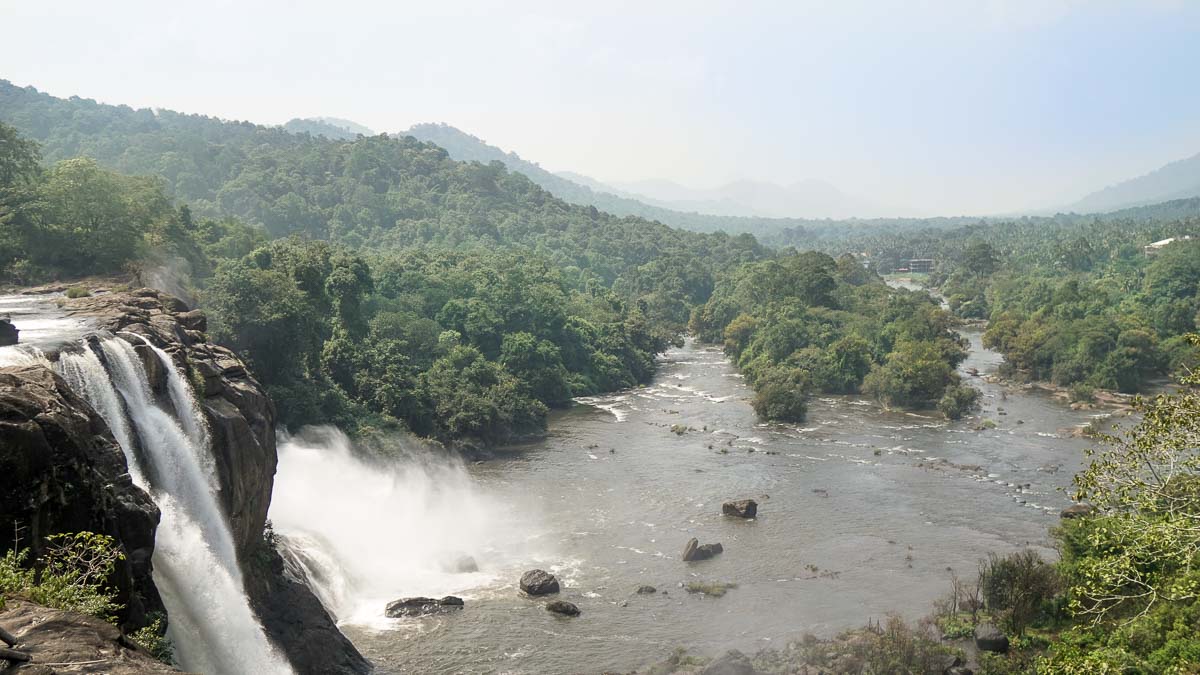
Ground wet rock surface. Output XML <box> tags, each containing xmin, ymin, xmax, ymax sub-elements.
<box><xmin>520</xmin><ymin>569</ymin><xmax>561</xmax><ymax>595</ymax></box>
<box><xmin>682</xmin><ymin>537</ymin><xmax>724</xmax><ymax>562</ymax></box>
<box><xmin>1</xmin><ymin>285</ymin><xmax>368</xmax><ymax>674</ymax></box>
<box><xmin>721</xmin><ymin>499</ymin><xmax>758</xmax><ymax>518</ymax></box>
<box><xmin>385</xmin><ymin>596</ymin><xmax>465</xmax><ymax>618</ymax></box>
<box><xmin>545</xmin><ymin>600</ymin><xmax>580</xmax><ymax>617</ymax></box>
<box><xmin>0</xmin><ymin>365</ymin><xmax>162</xmax><ymax>631</ymax></box>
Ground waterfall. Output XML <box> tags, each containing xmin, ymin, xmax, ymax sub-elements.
<box><xmin>270</xmin><ymin>426</ymin><xmax>545</xmax><ymax>627</ymax></box>
<box><xmin>54</xmin><ymin>335</ymin><xmax>292</xmax><ymax>675</ymax></box>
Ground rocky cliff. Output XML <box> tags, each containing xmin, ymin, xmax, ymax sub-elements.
<box><xmin>0</xmin><ymin>285</ymin><xmax>369</xmax><ymax>674</ymax></box>
<box><xmin>0</xmin><ymin>364</ymin><xmax>163</xmax><ymax>631</ymax></box>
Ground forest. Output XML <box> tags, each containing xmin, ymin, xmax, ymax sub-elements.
<box><xmin>0</xmin><ymin>84</ymin><xmax>973</xmax><ymax>438</ymax></box>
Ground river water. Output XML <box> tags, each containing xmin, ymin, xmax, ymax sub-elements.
<box><xmin>316</xmin><ymin>329</ymin><xmax>1105</xmax><ymax>674</ymax></box>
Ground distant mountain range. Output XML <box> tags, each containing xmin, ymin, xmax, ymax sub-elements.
<box><xmin>1067</xmin><ymin>152</ymin><xmax>1200</xmax><ymax>213</ymax></box>
<box><xmin>284</xmin><ymin>117</ymin><xmax>1200</xmax><ymax>229</ymax></box>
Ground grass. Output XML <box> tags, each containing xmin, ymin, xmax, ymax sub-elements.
<box><xmin>65</xmin><ymin>285</ymin><xmax>91</xmax><ymax>298</ymax></box>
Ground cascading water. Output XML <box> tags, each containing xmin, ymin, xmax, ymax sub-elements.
<box><xmin>54</xmin><ymin>335</ymin><xmax>292</xmax><ymax>675</ymax></box>
<box><xmin>269</xmin><ymin>426</ymin><xmax>549</xmax><ymax>627</ymax></box>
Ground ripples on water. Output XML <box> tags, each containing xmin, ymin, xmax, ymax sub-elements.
<box><xmin>287</xmin><ymin>334</ymin><xmax>1099</xmax><ymax>674</ymax></box>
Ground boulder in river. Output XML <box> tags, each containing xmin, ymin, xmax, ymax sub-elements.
<box><xmin>1060</xmin><ymin>503</ymin><xmax>1095</xmax><ymax>519</ymax></box>
<box><xmin>701</xmin><ymin>649</ymin><xmax>755</xmax><ymax>675</ymax></box>
<box><xmin>974</xmin><ymin>623</ymin><xmax>1009</xmax><ymax>653</ymax></box>
<box><xmin>0</xmin><ymin>318</ymin><xmax>17</xmax><ymax>345</ymax></box>
<box><xmin>384</xmin><ymin>596</ymin><xmax>464</xmax><ymax>618</ymax></box>
<box><xmin>722</xmin><ymin>499</ymin><xmax>758</xmax><ymax>518</ymax></box>
<box><xmin>636</xmin><ymin>585</ymin><xmax>657</xmax><ymax>594</ymax></box>
<box><xmin>682</xmin><ymin>537</ymin><xmax>724</xmax><ymax>562</ymax></box>
<box><xmin>520</xmin><ymin>569</ymin><xmax>560</xmax><ymax>595</ymax></box>
<box><xmin>545</xmin><ymin>600</ymin><xmax>580</xmax><ymax>617</ymax></box>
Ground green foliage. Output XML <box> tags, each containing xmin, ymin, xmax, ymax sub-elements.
<box><xmin>693</xmin><ymin>251</ymin><xmax>967</xmax><ymax>421</ymax></box>
<box><xmin>978</xmin><ymin>550</ymin><xmax>1060</xmax><ymax>636</ymax></box>
<box><xmin>64</xmin><ymin>284</ymin><xmax>90</xmax><ymax>298</ymax></box>
<box><xmin>130</xmin><ymin>614</ymin><xmax>174</xmax><ymax>663</ymax></box>
<box><xmin>0</xmin><ymin>532</ymin><xmax>124</xmax><ymax>621</ymax></box>
<box><xmin>938</xmin><ymin>382</ymin><xmax>981</xmax><ymax>419</ymax></box>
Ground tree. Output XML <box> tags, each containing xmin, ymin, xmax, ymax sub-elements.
<box><xmin>1069</xmin><ymin>335</ymin><xmax>1200</xmax><ymax>623</ymax></box>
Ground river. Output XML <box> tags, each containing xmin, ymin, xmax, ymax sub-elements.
<box><xmin>308</xmin><ymin>329</ymin><xmax>1105</xmax><ymax>674</ymax></box>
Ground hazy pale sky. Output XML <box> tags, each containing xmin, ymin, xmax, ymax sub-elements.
<box><xmin>1</xmin><ymin>0</ymin><xmax>1198</xmax><ymax>215</ymax></box>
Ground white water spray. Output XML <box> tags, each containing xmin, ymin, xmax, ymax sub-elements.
<box><xmin>55</xmin><ymin>336</ymin><xmax>291</xmax><ymax>675</ymax></box>
<box><xmin>270</xmin><ymin>427</ymin><xmax>546</xmax><ymax>626</ymax></box>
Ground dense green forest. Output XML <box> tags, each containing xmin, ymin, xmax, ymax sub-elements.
<box><xmin>820</xmin><ymin>213</ymin><xmax>1200</xmax><ymax>396</ymax></box>
<box><xmin>690</xmin><ymin>251</ymin><xmax>976</xmax><ymax>421</ymax></box>
<box><xmin>0</xmin><ymin>118</ymin><xmax>689</xmax><ymax>440</ymax></box>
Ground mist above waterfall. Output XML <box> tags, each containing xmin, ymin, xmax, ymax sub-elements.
<box><xmin>270</xmin><ymin>427</ymin><xmax>550</xmax><ymax>627</ymax></box>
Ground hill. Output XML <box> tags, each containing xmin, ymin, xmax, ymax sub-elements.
<box><xmin>282</xmin><ymin>117</ymin><xmax>374</xmax><ymax>140</ymax></box>
<box><xmin>1068</xmin><ymin>151</ymin><xmax>1200</xmax><ymax>213</ymax></box>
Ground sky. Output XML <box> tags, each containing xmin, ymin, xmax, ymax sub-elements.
<box><xmin>1</xmin><ymin>0</ymin><xmax>1198</xmax><ymax>215</ymax></box>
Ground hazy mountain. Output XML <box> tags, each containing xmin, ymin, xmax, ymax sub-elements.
<box><xmin>610</xmin><ymin>177</ymin><xmax>891</xmax><ymax>219</ymax></box>
<box><xmin>1068</xmin><ymin>152</ymin><xmax>1200</xmax><ymax>213</ymax></box>
<box><xmin>283</xmin><ymin>116</ymin><xmax>374</xmax><ymax>140</ymax></box>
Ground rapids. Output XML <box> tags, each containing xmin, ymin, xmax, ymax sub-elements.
<box><xmin>273</xmin><ymin>330</ymin><xmax>1102</xmax><ymax>673</ymax></box>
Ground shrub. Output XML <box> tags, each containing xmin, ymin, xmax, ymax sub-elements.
<box><xmin>65</xmin><ymin>285</ymin><xmax>91</xmax><ymax>298</ymax></box>
<box><xmin>130</xmin><ymin>614</ymin><xmax>174</xmax><ymax>663</ymax></box>
<box><xmin>979</xmin><ymin>550</ymin><xmax>1060</xmax><ymax>636</ymax></box>
<box><xmin>939</xmin><ymin>383</ymin><xmax>981</xmax><ymax>419</ymax></box>
<box><xmin>0</xmin><ymin>531</ymin><xmax>124</xmax><ymax>621</ymax></box>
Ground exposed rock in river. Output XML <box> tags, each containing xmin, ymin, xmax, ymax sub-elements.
<box><xmin>520</xmin><ymin>569</ymin><xmax>561</xmax><ymax>595</ymax></box>
<box><xmin>682</xmin><ymin>537</ymin><xmax>724</xmax><ymax>562</ymax></box>
<box><xmin>0</xmin><ymin>318</ymin><xmax>17</xmax><ymax>346</ymax></box>
<box><xmin>722</xmin><ymin>498</ymin><xmax>758</xmax><ymax>518</ymax></box>
<box><xmin>545</xmin><ymin>600</ymin><xmax>580</xmax><ymax>617</ymax></box>
<box><xmin>385</xmin><ymin>596</ymin><xmax>465</xmax><ymax>618</ymax></box>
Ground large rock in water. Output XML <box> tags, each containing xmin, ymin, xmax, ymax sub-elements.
<box><xmin>520</xmin><ymin>569</ymin><xmax>561</xmax><ymax>595</ymax></box>
<box><xmin>0</xmin><ymin>365</ymin><xmax>162</xmax><ymax>632</ymax></box>
<box><xmin>385</xmin><ymin>596</ymin><xmax>464</xmax><ymax>618</ymax></box>
<box><xmin>682</xmin><ymin>537</ymin><xmax>724</xmax><ymax>562</ymax></box>
<box><xmin>13</xmin><ymin>286</ymin><xmax>369</xmax><ymax>674</ymax></box>
<box><xmin>722</xmin><ymin>499</ymin><xmax>758</xmax><ymax>518</ymax></box>
<box><xmin>974</xmin><ymin>623</ymin><xmax>1009</xmax><ymax>653</ymax></box>
<box><xmin>0</xmin><ymin>318</ymin><xmax>17</xmax><ymax>345</ymax></box>
<box><xmin>546</xmin><ymin>600</ymin><xmax>580</xmax><ymax>617</ymax></box>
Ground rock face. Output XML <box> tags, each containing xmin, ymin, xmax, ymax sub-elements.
<box><xmin>722</xmin><ymin>499</ymin><xmax>758</xmax><ymax>518</ymax></box>
<box><xmin>385</xmin><ymin>596</ymin><xmax>465</xmax><ymax>618</ymax></box>
<box><xmin>0</xmin><ymin>598</ymin><xmax>181</xmax><ymax>674</ymax></box>
<box><xmin>545</xmin><ymin>600</ymin><xmax>580</xmax><ymax>617</ymax></box>
<box><xmin>1</xmin><ymin>287</ymin><xmax>368</xmax><ymax>674</ymax></box>
<box><xmin>520</xmin><ymin>569</ymin><xmax>561</xmax><ymax>595</ymax></box>
<box><xmin>701</xmin><ymin>649</ymin><xmax>756</xmax><ymax>675</ymax></box>
<box><xmin>974</xmin><ymin>623</ymin><xmax>1009</xmax><ymax>653</ymax></box>
<box><xmin>0</xmin><ymin>365</ymin><xmax>162</xmax><ymax>632</ymax></box>
<box><xmin>682</xmin><ymin>537</ymin><xmax>724</xmax><ymax>562</ymax></box>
